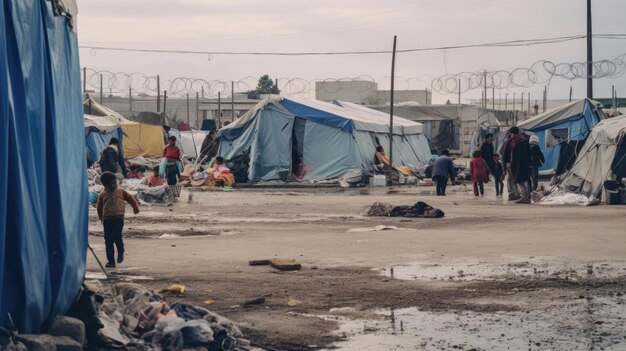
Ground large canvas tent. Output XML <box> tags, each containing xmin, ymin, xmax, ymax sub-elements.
<box><xmin>218</xmin><ymin>96</ymin><xmax>432</xmax><ymax>181</ymax></box>
<box><xmin>518</xmin><ymin>98</ymin><xmax>606</xmax><ymax>175</ymax></box>
<box><xmin>559</xmin><ymin>115</ymin><xmax>626</xmax><ymax>200</ymax></box>
<box><xmin>1</xmin><ymin>0</ymin><xmax>87</xmax><ymax>332</ymax></box>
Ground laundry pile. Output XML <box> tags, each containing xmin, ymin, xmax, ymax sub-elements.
<box><xmin>362</xmin><ymin>201</ymin><xmax>445</xmax><ymax>218</ymax></box>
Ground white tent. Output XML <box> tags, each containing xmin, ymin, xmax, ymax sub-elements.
<box><xmin>560</xmin><ymin>115</ymin><xmax>626</xmax><ymax>199</ymax></box>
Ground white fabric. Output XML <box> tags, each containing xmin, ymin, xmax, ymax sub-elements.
<box><xmin>84</xmin><ymin>114</ymin><xmax>119</xmax><ymax>133</ymax></box>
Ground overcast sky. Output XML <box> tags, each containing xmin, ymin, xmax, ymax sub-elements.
<box><xmin>77</xmin><ymin>0</ymin><xmax>626</xmax><ymax>103</ymax></box>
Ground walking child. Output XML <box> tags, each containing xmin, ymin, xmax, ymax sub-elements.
<box><xmin>469</xmin><ymin>149</ymin><xmax>490</xmax><ymax>197</ymax></box>
<box><xmin>161</xmin><ymin>136</ymin><xmax>183</xmax><ymax>186</ymax></box>
<box><xmin>96</xmin><ymin>171</ymin><xmax>140</xmax><ymax>268</ymax></box>
<box><xmin>493</xmin><ymin>153</ymin><xmax>505</xmax><ymax>197</ymax></box>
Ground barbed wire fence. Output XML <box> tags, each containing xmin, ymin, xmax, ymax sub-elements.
<box><xmin>83</xmin><ymin>53</ymin><xmax>626</xmax><ymax>127</ymax></box>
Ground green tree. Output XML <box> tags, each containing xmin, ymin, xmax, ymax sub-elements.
<box><xmin>256</xmin><ymin>74</ymin><xmax>280</xmax><ymax>94</ymax></box>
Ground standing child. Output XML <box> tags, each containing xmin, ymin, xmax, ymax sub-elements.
<box><xmin>492</xmin><ymin>153</ymin><xmax>505</xmax><ymax>197</ymax></box>
<box><xmin>161</xmin><ymin>136</ymin><xmax>183</xmax><ymax>186</ymax></box>
<box><xmin>96</xmin><ymin>171</ymin><xmax>140</xmax><ymax>268</ymax></box>
<box><xmin>469</xmin><ymin>149</ymin><xmax>490</xmax><ymax>197</ymax></box>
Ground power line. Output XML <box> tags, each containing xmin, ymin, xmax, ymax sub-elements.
<box><xmin>80</xmin><ymin>34</ymin><xmax>603</xmax><ymax>57</ymax></box>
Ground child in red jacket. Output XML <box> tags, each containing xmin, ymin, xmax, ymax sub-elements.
<box><xmin>470</xmin><ymin>149</ymin><xmax>490</xmax><ymax>197</ymax></box>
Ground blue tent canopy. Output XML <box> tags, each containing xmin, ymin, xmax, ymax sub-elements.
<box><xmin>1</xmin><ymin>0</ymin><xmax>87</xmax><ymax>333</ymax></box>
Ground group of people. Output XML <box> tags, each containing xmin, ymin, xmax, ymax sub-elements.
<box><xmin>430</xmin><ymin>126</ymin><xmax>545</xmax><ymax>203</ymax></box>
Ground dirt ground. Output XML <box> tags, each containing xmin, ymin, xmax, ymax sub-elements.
<box><xmin>87</xmin><ymin>184</ymin><xmax>626</xmax><ymax>350</ymax></box>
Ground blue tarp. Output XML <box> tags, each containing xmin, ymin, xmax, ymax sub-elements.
<box><xmin>281</xmin><ymin>98</ymin><xmax>354</xmax><ymax>133</ymax></box>
<box><xmin>1</xmin><ymin>0</ymin><xmax>87</xmax><ymax>333</ymax></box>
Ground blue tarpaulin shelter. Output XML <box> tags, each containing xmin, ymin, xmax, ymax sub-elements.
<box><xmin>218</xmin><ymin>96</ymin><xmax>432</xmax><ymax>181</ymax></box>
<box><xmin>518</xmin><ymin>98</ymin><xmax>606</xmax><ymax>175</ymax></box>
<box><xmin>1</xmin><ymin>0</ymin><xmax>87</xmax><ymax>333</ymax></box>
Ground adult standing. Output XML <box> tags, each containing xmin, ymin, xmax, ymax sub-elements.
<box><xmin>528</xmin><ymin>135</ymin><xmax>545</xmax><ymax>191</ymax></box>
<box><xmin>99</xmin><ymin>138</ymin><xmax>121</xmax><ymax>175</ymax></box>
<box><xmin>480</xmin><ymin>133</ymin><xmax>496</xmax><ymax>174</ymax></box>
<box><xmin>509</xmin><ymin>127</ymin><xmax>531</xmax><ymax>204</ymax></box>
<box><xmin>431</xmin><ymin>150</ymin><xmax>456</xmax><ymax>196</ymax></box>
<box><xmin>501</xmin><ymin>131</ymin><xmax>519</xmax><ymax>201</ymax></box>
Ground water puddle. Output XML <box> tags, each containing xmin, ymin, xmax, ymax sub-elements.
<box><xmin>322</xmin><ymin>297</ymin><xmax>626</xmax><ymax>350</ymax></box>
<box><xmin>381</xmin><ymin>258</ymin><xmax>626</xmax><ymax>282</ymax></box>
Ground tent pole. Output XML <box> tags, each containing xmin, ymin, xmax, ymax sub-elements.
<box><xmin>389</xmin><ymin>35</ymin><xmax>397</xmax><ymax>176</ymax></box>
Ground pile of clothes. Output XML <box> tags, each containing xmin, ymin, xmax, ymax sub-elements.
<box><xmin>363</xmin><ymin>201</ymin><xmax>445</xmax><ymax>218</ymax></box>
<box><xmin>74</xmin><ymin>282</ymin><xmax>246</xmax><ymax>350</ymax></box>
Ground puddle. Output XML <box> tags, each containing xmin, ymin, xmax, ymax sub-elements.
<box><xmin>381</xmin><ymin>258</ymin><xmax>626</xmax><ymax>282</ymax></box>
<box><xmin>323</xmin><ymin>297</ymin><xmax>626</xmax><ymax>350</ymax></box>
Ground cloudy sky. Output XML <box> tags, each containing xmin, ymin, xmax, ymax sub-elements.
<box><xmin>77</xmin><ymin>0</ymin><xmax>626</xmax><ymax>103</ymax></box>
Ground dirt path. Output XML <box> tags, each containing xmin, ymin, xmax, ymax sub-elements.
<box><xmin>87</xmin><ymin>186</ymin><xmax>626</xmax><ymax>350</ymax></box>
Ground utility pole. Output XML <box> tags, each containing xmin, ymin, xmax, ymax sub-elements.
<box><xmin>157</xmin><ymin>75</ymin><xmax>161</xmax><ymax>112</ymax></box>
<box><xmin>505</xmin><ymin>93</ymin><xmax>508</xmax><ymax>111</ymax></box>
<box><xmin>389</xmin><ymin>35</ymin><xmax>397</xmax><ymax>175</ymax></box>
<box><xmin>612</xmin><ymin>85</ymin><xmax>616</xmax><ymax>108</ymax></box>
<box><xmin>457</xmin><ymin>79</ymin><xmax>461</xmax><ymax>104</ymax></box>
<box><xmin>586</xmin><ymin>0</ymin><xmax>593</xmax><ymax>99</ymax></box>
<box><xmin>543</xmin><ymin>86</ymin><xmax>547</xmax><ymax>112</ymax></box>
<box><xmin>527</xmin><ymin>92</ymin><xmax>531</xmax><ymax>114</ymax></box>
<box><xmin>492</xmin><ymin>87</ymin><xmax>495</xmax><ymax>110</ymax></box>
<box><xmin>231</xmin><ymin>81</ymin><xmax>235</xmax><ymax>122</ymax></box>
<box><xmin>129</xmin><ymin>88</ymin><xmax>133</xmax><ymax>116</ymax></box>
<box><xmin>513</xmin><ymin>93</ymin><xmax>516</xmax><ymax>112</ymax></box>
<box><xmin>82</xmin><ymin>67</ymin><xmax>86</xmax><ymax>93</ymax></box>
<box><xmin>521</xmin><ymin>92</ymin><xmax>524</xmax><ymax>115</ymax></box>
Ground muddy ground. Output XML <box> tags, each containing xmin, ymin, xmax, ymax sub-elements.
<box><xmin>87</xmin><ymin>185</ymin><xmax>626</xmax><ymax>350</ymax></box>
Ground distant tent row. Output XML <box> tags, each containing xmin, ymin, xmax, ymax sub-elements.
<box><xmin>518</xmin><ymin>98</ymin><xmax>606</xmax><ymax>176</ymax></box>
<box><xmin>218</xmin><ymin>96</ymin><xmax>432</xmax><ymax>181</ymax></box>
<box><xmin>559</xmin><ymin>115</ymin><xmax>626</xmax><ymax>200</ymax></box>
<box><xmin>83</xmin><ymin>98</ymin><xmax>209</xmax><ymax>160</ymax></box>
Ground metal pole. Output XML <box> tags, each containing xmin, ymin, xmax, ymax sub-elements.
<box><xmin>483</xmin><ymin>70</ymin><xmax>487</xmax><ymax>108</ymax></box>
<box><xmin>521</xmin><ymin>92</ymin><xmax>524</xmax><ymax>114</ymax></box>
<box><xmin>201</xmin><ymin>86</ymin><xmax>205</xmax><ymax>99</ymax></box>
<box><xmin>457</xmin><ymin>79</ymin><xmax>461</xmax><ymax>104</ymax></box>
<box><xmin>389</xmin><ymin>35</ymin><xmax>397</xmax><ymax>174</ymax></box>
<box><xmin>186</xmin><ymin>93</ymin><xmax>190</xmax><ymax>127</ymax></box>
<box><xmin>492</xmin><ymin>87</ymin><xmax>495</xmax><ymax>110</ymax></box>
<box><xmin>82</xmin><ymin>67</ymin><xmax>86</xmax><ymax>93</ymax></box>
<box><xmin>513</xmin><ymin>93</ymin><xmax>516</xmax><ymax>112</ymax></box>
<box><xmin>163</xmin><ymin>90</ymin><xmax>168</xmax><ymax>125</ymax></box>
<box><xmin>99</xmin><ymin>74</ymin><xmax>103</xmax><ymax>104</ymax></box>
<box><xmin>157</xmin><ymin>75</ymin><xmax>161</xmax><ymax>112</ymax></box>
<box><xmin>231</xmin><ymin>81</ymin><xmax>235</xmax><ymax>121</ymax></box>
<box><xmin>218</xmin><ymin>92</ymin><xmax>222</xmax><ymax>127</ymax></box>
<box><xmin>527</xmin><ymin>92</ymin><xmax>531</xmax><ymax>114</ymax></box>
<box><xmin>196</xmin><ymin>92</ymin><xmax>200</xmax><ymax>129</ymax></box>
<box><xmin>612</xmin><ymin>85</ymin><xmax>616</xmax><ymax>108</ymax></box>
<box><xmin>129</xmin><ymin>87</ymin><xmax>133</xmax><ymax>116</ymax></box>
<box><xmin>569</xmin><ymin>86</ymin><xmax>573</xmax><ymax>102</ymax></box>
<box><xmin>586</xmin><ymin>0</ymin><xmax>593</xmax><ymax>99</ymax></box>
<box><xmin>543</xmin><ymin>86</ymin><xmax>547</xmax><ymax>112</ymax></box>
<box><xmin>505</xmin><ymin>93</ymin><xmax>508</xmax><ymax>111</ymax></box>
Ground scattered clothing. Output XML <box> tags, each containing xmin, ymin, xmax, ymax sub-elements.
<box><xmin>363</xmin><ymin>201</ymin><xmax>444</xmax><ymax>218</ymax></box>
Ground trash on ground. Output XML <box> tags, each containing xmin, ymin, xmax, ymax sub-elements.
<box><xmin>160</xmin><ymin>284</ymin><xmax>186</xmax><ymax>295</ymax></box>
<box><xmin>270</xmin><ymin>258</ymin><xmax>302</xmax><ymax>271</ymax></box>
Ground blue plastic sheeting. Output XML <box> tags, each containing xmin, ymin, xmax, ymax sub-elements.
<box><xmin>281</xmin><ymin>98</ymin><xmax>354</xmax><ymax>133</ymax></box>
<box><xmin>1</xmin><ymin>0</ymin><xmax>88</xmax><ymax>333</ymax></box>
<box><xmin>86</xmin><ymin>128</ymin><xmax>124</xmax><ymax>163</ymax></box>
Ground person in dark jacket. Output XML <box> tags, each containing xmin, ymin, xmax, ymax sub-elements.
<box><xmin>509</xmin><ymin>127</ymin><xmax>531</xmax><ymax>203</ymax></box>
<box><xmin>432</xmin><ymin>150</ymin><xmax>456</xmax><ymax>196</ymax></box>
<box><xmin>480</xmin><ymin>133</ymin><xmax>496</xmax><ymax>174</ymax></box>
<box><xmin>199</xmin><ymin>130</ymin><xmax>219</xmax><ymax>163</ymax></box>
<box><xmin>528</xmin><ymin>135</ymin><xmax>545</xmax><ymax>191</ymax></box>
<box><xmin>492</xmin><ymin>153</ymin><xmax>505</xmax><ymax>197</ymax></box>
<box><xmin>501</xmin><ymin>131</ymin><xmax>519</xmax><ymax>201</ymax></box>
<box><xmin>99</xmin><ymin>138</ymin><xmax>121</xmax><ymax>174</ymax></box>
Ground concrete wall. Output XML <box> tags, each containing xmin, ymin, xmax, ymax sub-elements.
<box><xmin>315</xmin><ymin>80</ymin><xmax>430</xmax><ymax>105</ymax></box>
